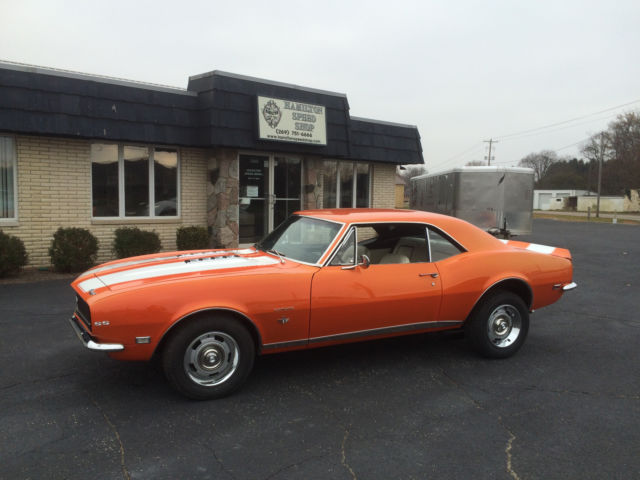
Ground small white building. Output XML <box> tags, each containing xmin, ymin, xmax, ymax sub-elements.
<box><xmin>533</xmin><ymin>190</ymin><xmax>592</xmax><ymax>210</ymax></box>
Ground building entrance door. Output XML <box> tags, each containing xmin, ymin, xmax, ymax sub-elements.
<box><xmin>239</xmin><ymin>154</ymin><xmax>301</xmax><ymax>244</ymax></box>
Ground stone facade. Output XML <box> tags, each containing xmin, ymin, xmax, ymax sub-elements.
<box><xmin>207</xmin><ymin>149</ymin><xmax>240</xmax><ymax>248</ymax></box>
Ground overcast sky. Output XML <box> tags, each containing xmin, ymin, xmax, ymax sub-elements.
<box><xmin>1</xmin><ymin>0</ymin><xmax>639</xmax><ymax>172</ymax></box>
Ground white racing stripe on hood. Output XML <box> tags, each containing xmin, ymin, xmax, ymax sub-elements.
<box><xmin>78</xmin><ymin>277</ymin><xmax>107</xmax><ymax>293</ymax></box>
<box><xmin>84</xmin><ymin>248</ymin><xmax>257</xmax><ymax>276</ymax></box>
<box><xmin>92</xmin><ymin>255</ymin><xmax>279</xmax><ymax>288</ymax></box>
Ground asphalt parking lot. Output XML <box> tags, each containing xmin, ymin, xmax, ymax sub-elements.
<box><xmin>1</xmin><ymin>218</ymin><xmax>638</xmax><ymax>480</ymax></box>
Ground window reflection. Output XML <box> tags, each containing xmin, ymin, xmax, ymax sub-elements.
<box><xmin>339</xmin><ymin>162</ymin><xmax>354</xmax><ymax>207</ymax></box>
<box><xmin>154</xmin><ymin>149</ymin><xmax>177</xmax><ymax>216</ymax></box>
<box><xmin>320</xmin><ymin>160</ymin><xmax>337</xmax><ymax>208</ymax></box>
<box><xmin>124</xmin><ymin>146</ymin><xmax>150</xmax><ymax>217</ymax></box>
<box><xmin>91</xmin><ymin>144</ymin><xmax>119</xmax><ymax>217</ymax></box>
<box><xmin>356</xmin><ymin>163</ymin><xmax>370</xmax><ymax>207</ymax></box>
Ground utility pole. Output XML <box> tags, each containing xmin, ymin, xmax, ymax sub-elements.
<box><xmin>484</xmin><ymin>139</ymin><xmax>498</xmax><ymax>166</ymax></box>
<box><xmin>596</xmin><ymin>132</ymin><xmax>604</xmax><ymax>218</ymax></box>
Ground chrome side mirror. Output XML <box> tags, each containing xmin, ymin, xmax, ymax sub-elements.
<box><xmin>341</xmin><ymin>254</ymin><xmax>371</xmax><ymax>270</ymax></box>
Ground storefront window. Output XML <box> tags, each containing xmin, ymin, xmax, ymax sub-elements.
<box><xmin>320</xmin><ymin>160</ymin><xmax>337</xmax><ymax>208</ymax></box>
<box><xmin>91</xmin><ymin>144</ymin><xmax>119</xmax><ymax>217</ymax></box>
<box><xmin>317</xmin><ymin>160</ymin><xmax>371</xmax><ymax>208</ymax></box>
<box><xmin>91</xmin><ymin>144</ymin><xmax>179</xmax><ymax>218</ymax></box>
<box><xmin>0</xmin><ymin>137</ymin><xmax>16</xmax><ymax>219</ymax></box>
<box><xmin>356</xmin><ymin>163</ymin><xmax>371</xmax><ymax>207</ymax></box>
<box><xmin>339</xmin><ymin>162</ymin><xmax>354</xmax><ymax>207</ymax></box>
<box><xmin>124</xmin><ymin>146</ymin><xmax>150</xmax><ymax>217</ymax></box>
<box><xmin>154</xmin><ymin>149</ymin><xmax>178</xmax><ymax>216</ymax></box>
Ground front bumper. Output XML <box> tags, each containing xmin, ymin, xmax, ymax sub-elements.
<box><xmin>69</xmin><ymin>315</ymin><xmax>124</xmax><ymax>352</ymax></box>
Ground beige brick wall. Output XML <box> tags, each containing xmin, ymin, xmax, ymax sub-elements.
<box><xmin>2</xmin><ymin>135</ymin><xmax>208</xmax><ymax>267</ymax></box>
<box><xmin>371</xmin><ymin>163</ymin><xmax>397</xmax><ymax>209</ymax></box>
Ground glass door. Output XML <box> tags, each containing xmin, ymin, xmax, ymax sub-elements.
<box><xmin>239</xmin><ymin>155</ymin><xmax>269</xmax><ymax>244</ymax></box>
<box><xmin>273</xmin><ymin>157</ymin><xmax>301</xmax><ymax>229</ymax></box>
<box><xmin>239</xmin><ymin>154</ymin><xmax>302</xmax><ymax>244</ymax></box>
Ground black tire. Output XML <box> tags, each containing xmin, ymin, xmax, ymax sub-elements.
<box><xmin>465</xmin><ymin>291</ymin><xmax>529</xmax><ymax>358</ymax></box>
<box><xmin>162</xmin><ymin>314</ymin><xmax>255</xmax><ymax>400</ymax></box>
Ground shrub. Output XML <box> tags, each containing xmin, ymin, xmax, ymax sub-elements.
<box><xmin>0</xmin><ymin>230</ymin><xmax>28</xmax><ymax>277</ymax></box>
<box><xmin>49</xmin><ymin>227</ymin><xmax>99</xmax><ymax>273</ymax></box>
<box><xmin>176</xmin><ymin>226</ymin><xmax>209</xmax><ymax>250</ymax></box>
<box><xmin>113</xmin><ymin>227</ymin><xmax>161</xmax><ymax>259</ymax></box>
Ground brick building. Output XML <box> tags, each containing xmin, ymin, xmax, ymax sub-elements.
<box><xmin>0</xmin><ymin>62</ymin><xmax>423</xmax><ymax>267</ymax></box>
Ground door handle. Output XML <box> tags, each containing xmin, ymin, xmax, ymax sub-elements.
<box><xmin>419</xmin><ymin>273</ymin><xmax>439</xmax><ymax>278</ymax></box>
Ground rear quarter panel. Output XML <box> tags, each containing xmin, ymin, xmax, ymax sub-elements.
<box><xmin>436</xmin><ymin>249</ymin><xmax>572</xmax><ymax>321</ymax></box>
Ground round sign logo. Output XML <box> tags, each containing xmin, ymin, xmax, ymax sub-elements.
<box><xmin>262</xmin><ymin>100</ymin><xmax>282</xmax><ymax>128</ymax></box>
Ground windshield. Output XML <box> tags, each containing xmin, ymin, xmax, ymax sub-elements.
<box><xmin>255</xmin><ymin>215</ymin><xmax>342</xmax><ymax>264</ymax></box>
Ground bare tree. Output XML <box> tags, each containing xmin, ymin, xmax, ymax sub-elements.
<box><xmin>465</xmin><ymin>160</ymin><xmax>486</xmax><ymax>166</ymax></box>
<box><xmin>397</xmin><ymin>164</ymin><xmax>427</xmax><ymax>182</ymax></box>
<box><xmin>518</xmin><ymin>150</ymin><xmax>559</xmax><ymax>183</ymax></box>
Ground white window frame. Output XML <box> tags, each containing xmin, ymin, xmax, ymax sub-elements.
<box><xmin>91</xmin><ymin>143</ymin><xmax>181</xmax><ymax>220</ymax></box>
<box><xmin>0</xmin><ymin>135</ymin><xmax>18</xmax><ymax>224</ymax></box>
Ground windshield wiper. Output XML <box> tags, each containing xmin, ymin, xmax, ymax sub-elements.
<box><xmin>266</xmin><ymin>249</ymin><xmax>286</xmax><ymax>264</ymax></box>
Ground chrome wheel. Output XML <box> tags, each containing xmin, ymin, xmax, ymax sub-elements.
<box><xmin>487</xmin><ymin>304</ymin><xmax>522</xmax><ymax>348</ymax></box>
<box><xmin>183</xmin><ymin>331</ymin><xmax>239</xmax><ymax>386</ymax></box>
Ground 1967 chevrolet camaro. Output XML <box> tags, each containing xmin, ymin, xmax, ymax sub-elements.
<box><xmin>69</xmin><ymin>209</ymin><xmax>576</xmax><ymax>399</ymax></box>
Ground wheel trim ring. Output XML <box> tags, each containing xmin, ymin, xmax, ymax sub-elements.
<box><xmin>184</xmin><ymin>331</ymin><xmax>240</xmax><ymax>387</ymax></box>
<box><xmin>487</xmin><ymin>304</ymin><xmax>522</xmax><ymax>348</ymax></box>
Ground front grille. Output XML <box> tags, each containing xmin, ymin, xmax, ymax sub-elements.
<box><xmin>75</xmin><ymin>295</ymin><xmax>91</xmax><ymax>331</ymax></box>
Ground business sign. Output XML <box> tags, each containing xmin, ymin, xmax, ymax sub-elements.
<box><xmin>257</xmin><ymin>96</ymin><xmax>327</xmax><ymax>146</ymax></box>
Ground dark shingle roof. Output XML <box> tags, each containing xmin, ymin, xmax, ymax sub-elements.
<box><xmin>0</xmin><ymin>62</ymin><xmax>423</xmax><ymax>164</ymax></box>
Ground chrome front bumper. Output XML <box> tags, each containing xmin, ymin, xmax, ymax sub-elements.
<box><xmin>69</xmin><ymin>316</ymin><xmax>124</xmax><ymax>352</ymax></box>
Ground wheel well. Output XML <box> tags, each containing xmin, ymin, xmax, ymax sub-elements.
<box><xmin>466</xmin><ymin>279</ymin><xmax>533</xmax><ymax>322</ymax></box>
<box><xmin>152</xmin><ymin>309</ymin><xmax>262</xmax><ymax>362</ymax></box>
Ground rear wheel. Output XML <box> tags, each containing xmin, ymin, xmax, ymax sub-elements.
<box><xmin>465</xmin><ymin>291</ymin><xmax>529</xmax><ymax>358</ymax></box>
<box><xmin>162</xmin><ymin>314</ymin><xmax>255</xmax><ymax>400</ymax></box>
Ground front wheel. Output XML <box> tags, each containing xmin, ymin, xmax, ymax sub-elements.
<box><xmin>162</xmin><ymin>315</ymin><xmax>255</xmax><ymax>400</ymax></box>
<box><xmin>465</xmin><ymin>291</ymin><xmax>529</xmax><ymax>358</ymax></box>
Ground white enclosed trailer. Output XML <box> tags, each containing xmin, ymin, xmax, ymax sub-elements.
<box><xmin>409</xmin><ymin>166</ymin><xmax>534</xmax><ymax>236</ymax></box>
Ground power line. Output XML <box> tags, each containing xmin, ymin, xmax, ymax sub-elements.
<box><xmin>497</xmin><ymin>112</ymin><xmax>620</xmax><ymax>144</ymax></box>
<box><xmin>495</xmin><ymin>99</ymin><xmax>640</xmax><ymax>140</ymax></box>
<box><xmin>432</xmin><ymin>97</ymin><xmax>640</xmax><ymax>170</ymax></box>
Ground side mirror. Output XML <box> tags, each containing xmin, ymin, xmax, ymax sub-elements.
<box><xmin>341</xmin><ymin>254</ymin><xmax>371</xmax><ymax>270</ymax></box>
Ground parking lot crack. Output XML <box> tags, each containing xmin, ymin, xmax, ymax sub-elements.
<box><xmin>503</xmin><ymin>423</ymin><xmax>520</xmax><ymax>480</ymax></box>
<box><xmin>341</xmin><ymin>425</ymin><xmax>357</xmax><ymax>480</ymax></box>
<box><xmin>205</xmin><ymin>445</ymin><xmax>238</xmax><ymax>480</ymax></box>
<box><xmin>439</xmin><ymin>368</ymin><xmax>521</xmax><ymax>479</ymax></box>
<box><xmin>87</xmin><ymin>392</ymin><xmax>131</xmax><ymax>480</ymax></box>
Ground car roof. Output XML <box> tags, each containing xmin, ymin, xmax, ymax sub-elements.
<box><xmin>295</xmin><ymin>208</ymin><xmax>504</xmax><ymax>251</ymax></box>
<box><xmin>296</xmin><ymin>208</ymin><xmax>470</xmax><ymax>226</ymax></box>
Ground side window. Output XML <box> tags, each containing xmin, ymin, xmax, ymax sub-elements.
<box><xmin>330</xmin><ymin>229</ymin><xmax>355</xmax><ymax>266</ymax></box>
<box><xmin>428</xmin><ymin>228</ymin><xmax>464</xmax><ymax>262</ymax></box>
<box><xmin>390</xmin><ymin>233</ymin><xmax>429</xmax><ymax>263</ymax></box>
<box><xmin>367</xmin><ymin>223</ymin><xmax>429</xmax><ymax>264</ymax></box>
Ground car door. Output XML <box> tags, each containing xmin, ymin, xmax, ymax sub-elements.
<box><xmin>309</xmin><ymin>224</ymin><xmax>443</xmax><ymax>343</ymax></box>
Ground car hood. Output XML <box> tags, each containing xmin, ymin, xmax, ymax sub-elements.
<box><xmin>73</xmin><ymin>248</ymin><xmax>282</xmax><ymax>294</ymax></box>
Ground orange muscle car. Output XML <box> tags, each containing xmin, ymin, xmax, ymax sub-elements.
<box><xmin>69</xmin><ymin>209</ymin><xmax>576</xmax><ymax>399</ymax></box>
